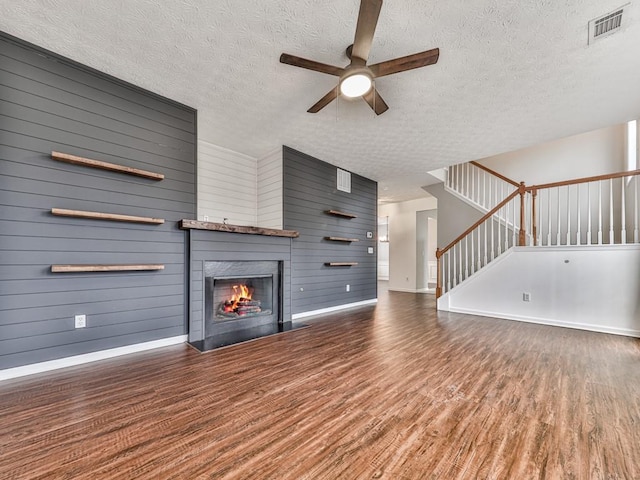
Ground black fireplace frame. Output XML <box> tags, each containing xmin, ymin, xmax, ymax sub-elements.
<box><xmin>203</xmin><ymin>260</ymin><xmax>283</xmax><ymax>338</ymax></box>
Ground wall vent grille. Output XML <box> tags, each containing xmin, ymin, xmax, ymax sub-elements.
<box><xmin>337</xmin><ymin>168</ymin><xmax>351</xmax><ymax>193</ymax></box>
<box><xmin>589</xmin><ymin>6</ymin><xmax>626</xmax><ymax>44</ymax></box>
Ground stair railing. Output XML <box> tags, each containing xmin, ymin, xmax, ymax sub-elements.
<box><xmin>437</xmin><ymin>167</ymin><xmax>640</xmax><ymax>299</ymax></box>
<box><xmin>528</xmin><ymin>169</ymin><xmax>640</xmax><ymax>246</ymax></box>
<box><xmin>436</xmin><ymin>186</ymin><xmax>525</xmax><ymax>297</ymax></box>
<box><xmin>446</xmin><ymin>161</ymin><xmax>520</xmax><ymax>212</ymax></box>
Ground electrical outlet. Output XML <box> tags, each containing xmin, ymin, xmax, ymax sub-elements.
<box><xmin>74</xmin><ymin>314</ymin><xmax>86</xmax><ymax>328</ymax></box>
<box><xmin>522</xmin><ymin>292</ymin><xmax>531</xmax><ymax>302</ymax></box>
<box><xmin>367</xmin><ymin>247</ymin><xmax>374</xmax><ymax>254</ymax></box>
<box><xmin>346</xmin><ymin>284</ymin><xmax>350</xmax><ymax>292</ymax></box>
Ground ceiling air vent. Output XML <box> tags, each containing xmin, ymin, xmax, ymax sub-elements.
<box><xmin>588</xmin><ymin>5</ymin><xmax>626</xmax><ymax>44</ymax></box>
<box><xmin>337</xmin><ymin>168</ymin><xmax>351</xmax><ymax>193</ymax></box>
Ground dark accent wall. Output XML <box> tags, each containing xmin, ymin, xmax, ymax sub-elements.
<box><xmin>283</xmin><ymin>146</ymin><xmax>377</xmax><ymax>314</ymax></box>
<box><xmin>0</xmin><ymin>33</ymin><xmax>196</xmax><ymax>369</ymax></box>
<box><xmin>187</xmin><ymin>230</ymin><xmax>292</xmax><ymax>341</ymax></box>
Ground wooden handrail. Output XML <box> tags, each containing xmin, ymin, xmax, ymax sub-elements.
<box><xmin>527</xmin><ymin>168</ymin><xmax>640</xmax><ymax>191</ymax></box>
<box><xmin>470</xmin><ymin>161</ymin><xmax>520</xmax><ymax>188</ymax></box>
<box><xmin>437</xmin><ymin>188</ymin><xmax>521</xmax><ymax>258</ymax></box>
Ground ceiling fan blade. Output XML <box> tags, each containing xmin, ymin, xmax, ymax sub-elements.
<box><xmin>362</xmin><ymin>87</ymin><xmax>389</xmax><ymax>115</ymax></box>
<box><xmin>280</xmin><ymin>53</ymin><xmax>344</xmax><ymax>76</ymax></box>
<box><xmin>369</xmin><ymin>48</ymin><xmax>439</xmax><ymax>78</ymax></box>
<box><xmin>351</xmin><ymin>0</ymin><xmax>383</xmax><ymax>63</ymax></box>
<box><xmin>307</xmin><ymin>87</ymin><xmax>339</xmax><ymax>113</ymax></box>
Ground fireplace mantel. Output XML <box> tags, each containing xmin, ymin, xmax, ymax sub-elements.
<box><xmin>179</xmin><ymin>219</ymin><xmax>299</xmax><ymax>238</ymax></box>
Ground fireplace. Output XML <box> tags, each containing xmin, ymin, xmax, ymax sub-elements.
<box><xmin>204</xmin><ymin>260</ymin><xmax>282</xmax><ymax>337</ymax></box>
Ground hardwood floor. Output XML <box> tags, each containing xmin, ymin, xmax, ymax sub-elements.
<box><xmin>1</xmin><ymin>288</ymin><xmax>639</xmax><ymax>479</ymax></box>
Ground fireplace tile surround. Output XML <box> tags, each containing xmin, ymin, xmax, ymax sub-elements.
<box><xmin>182</xmin><ymin>221</ymin><xmax>294</xmax><ymax>344</ymax></box>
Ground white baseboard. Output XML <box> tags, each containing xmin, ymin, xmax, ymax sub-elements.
<box><xmin>447</xmin><ymin>307</ymin><xmax>640</xmax><ymax>338</ymax></box>
<box><xmin>388</xmin><ymin>287</ymin><xmax>435</xmax><ymax>294</ymax></box>
<box><xmin>292</xmin><ymin>299</ymin><xmax>378</xmax><ymax>320</ymax></box>
<box><xmin>0</xmin><ymin>335</ymin><xmax>188</xmax><ymax>382</ymax></box>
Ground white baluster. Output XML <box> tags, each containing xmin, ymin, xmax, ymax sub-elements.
<box><xmin>497</xmin><ymin>199</ymin><xmax>502</xmax><ymax>255</ymax></box>
<box><xmin>566</xmin><ymin>185</ymin><xmax>571</xmax><ymax>245</ymax></box>
<box><xmin>482</xmin><ymin>171</ymin><xmax>486</xmax><ymax>209</ymax></box>
<box><xmin>477</xmin><ymin>167</ymin><xmax>481</xmax><ymax>205</ymax></box>
<box><xmin>621</xmin><ymin>177</ymin><xmax>627</xmax><ymax>244</ymax></box>
<box><xmin>587</xmin><ymin>183</ymin><xmax>592</xmax><ymax>245</ymax></box>
<box><xmin>469</xmin><ymin>164</ymin><xmax>476</xmax><ymax>202</ymax></box>
<box><xmin>452</xmin><ymin>246</ymin><xmax>457</xmax><ymax>287</ymax></box>
<box><xmin>447</xmin><ymin>251</ymin><xmax>451</xmax><ymax>291</ymax></box>
<box><xmin>470</xmin><ymin>232</ymin><xmax>475</xmax><ymax>275</ymax></box>
<box><xmin>504</xmin><ymin>196</ymin><xmax>509</xmax><ymax>250</ymax></box>
<box><xmin>458</xmin><ymin>242</ymin><xmax>463</xmax><ymax>283</ymax></box>
<box><xmin>477</xmin><ymin>225</ymin><xmax>482</xmax><ymax>271</ymax></box>
<box><xmin>576</xmin><ymin>184</ymin><xmax>581</xmax><ymax>245</ymax></box>
<box><xmin>535</xmin><ymin>192</ymin><xmax>541</xmax><ymax>245</ymax></box>
<box><xmin>635</xmin><ymin>176</ymin><xmax>639</xmax><ymax>243</ymax></box>
<box><xmin>464</xmin><ymin>236</ymin><xmax>469</xmax><ymax>279</ymax></box>
<box><xmin>556</xmin><ymin>187</ymin><xmax>561</xmax><ymax>245</ymax></box>
<box><xmin>466</xmin><ymin>163</ymin><xmax>471</xmax><ymax>199</ymax></box>
<box><xmin>509</xmin><ymin>197</ymin><xmax>518</xmax><ymax>247</ymax></box>
<box><xmin>490</xmin><ymin>213</ymin><xmax>495</xmax><ymax>261</ymax></box>
<box><xmin>547</xmin><ymin>189</ymin><xmax>552</xmax><ymax>246</ymax></box>
<box><xmin>488</xmin><ymin>177</ymin><xmax>493</xmax><ymax>211</ymax></box>
<box><xmin>483</xmin><ymin>219</ymin><xmax>488</xmax><ymax>266</ymax></box>
<box><xmin>609</xmin><ymin>178</ymin><xmax>614</xmax><ymax>244</ymax></box>
<box><xmin>598</xmin><ymin>181</ymin><xmax>603</xmax><ymax>245</ymax></box>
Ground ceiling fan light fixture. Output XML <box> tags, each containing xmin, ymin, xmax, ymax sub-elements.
<box><xmin>340</xmin><ymin>72</ymin><xmax>372</xmax><ymax>98</ymax></box>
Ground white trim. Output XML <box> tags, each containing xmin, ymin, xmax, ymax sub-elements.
<box><xmin>0</xmin><ymin>335</ymin><xmax>187</xmax><ymax>382</ymax></box>
<box><xmin>390</xmin><ymin>287</ymin><xmax>435</xmax><ymax>294</ymax></box>
<box><xmin>292</xmin><ymin>299</ymin><xmax>377</xmax><ymax>320</ymax></box>
<box><xmin>446</xmin><ymin>307</ymin><xmax>640</xmax><ymax>339</ymax></box>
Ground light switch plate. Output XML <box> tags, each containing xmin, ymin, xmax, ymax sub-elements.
<box><xmin>367</xmin><ymin>247</ymin><xmax>374</xmax><ymax>254</ymax></box>
<box><xmin>366</xmin><ymin>231</ymin><xmax>373</xmax><ymax>239</ymax></box>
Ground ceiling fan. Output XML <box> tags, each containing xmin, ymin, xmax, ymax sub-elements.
<box><xmin>280</xmin><ymin>0</ymin><xmax>439</xmax><ymax>115</ymax></box>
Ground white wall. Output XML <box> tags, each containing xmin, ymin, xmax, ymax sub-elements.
<box><xmin>257</xmin><ymin>148</ymin><xmax>283</xmax><ymax>229</ymax></box>
<box><xmin>440</xmin><ymin>246</ymin><xmax>640</xmax><ymax>337</ymax></box>
<box><xmin>477</xmin><ymin>124</ymin><xmax>626</xmax><ymax>184</ymax></box>
<box><xmin>198</xmin><ymin>140</ymin><xmax>257</xmax><ymax>226</ymax></box>
<box><xmin>379</xmin><ymin>197</ymin><xmax>438</xmax><ymax>292</ymax></box>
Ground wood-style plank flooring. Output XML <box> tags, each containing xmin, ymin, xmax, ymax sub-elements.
<box><xmin>1</xmin><ymin>286</ymin><xmax>640</xmax><ymax>479</ymax></box>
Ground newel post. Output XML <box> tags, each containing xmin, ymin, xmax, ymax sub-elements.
<box><xmin>518</xmin><ymin>182</ymin><xmax>527</xmax><ymax>246</ymax></box>
<box><xmin>435</xmin><ymin>248</ymin><xmax>442</xmax><ymax>298</ymax></box>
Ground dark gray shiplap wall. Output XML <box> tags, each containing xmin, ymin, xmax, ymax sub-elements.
<box><xmin>0</xmin><ymin>33</ymin><xmax>196</xmax><ymax>370</ymax></box>
<box><xmin>283</xmin><ymin>146</ymin><xmax>377</xmax><ymax>314</ymax></box>
<box><xmin>188</xmin><ymin>230</ymin><xmax>292</xmax><ymax>341</ymax></box>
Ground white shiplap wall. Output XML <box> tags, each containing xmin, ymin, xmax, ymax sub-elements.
<box><xmin>257</xmin><ymin>148</ymin><xmax>283</xmax><ymax>229</ymax></box>
<box><xmin>198</xmin><ymin>140</ymin><xmax>257</xmax><ymax>226</ymax></box>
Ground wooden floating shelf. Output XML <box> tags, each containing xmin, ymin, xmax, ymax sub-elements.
<box><xmin>51</xmin><ymin>264</ymin><xmax>165</xmax><ymax>273</ymax></box>
<box><xmin>326</xmin><ymin>210</ymin><xmax>357</xmax><ymax>219</ymax></box>
<box><xmin>51</xmin><ymin>151</ymin><xmax>164</xmax><ymax>181</ymax></box>
<box><xmin>179</xmin><ymin>219</ymin><xmax>299</xmax><ymax>238</ymax></box>
<box><xmin>324</xmin><ymin>262</ymin><xmax>358</xmax><ymax>267</ymax></box>
<box><xmin>325</xmin><ymin>236</ymin><xmax>359</xmax><ymax>242</ymax></box>
<box><xmin>51</xmin><ymin>208</ymin><xmax>164</xmax><ymax>225</ymax></box>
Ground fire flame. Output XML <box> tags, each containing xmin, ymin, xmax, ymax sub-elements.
<box><xmin>223</xmin><ymin>284</ymin><xmax>253</xmax><ymax>312</ymax></box>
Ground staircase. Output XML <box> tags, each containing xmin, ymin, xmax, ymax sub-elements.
<box><xmin>436</xmin><ymin>162</ymin><xmax>640</xmax><ymax>302</ymax></box>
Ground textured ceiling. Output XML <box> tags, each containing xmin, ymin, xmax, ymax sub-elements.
<box><xmin>1</xmin><ymin>0</ymin><xmax>640</xmax><ymax>203</ymax></box>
